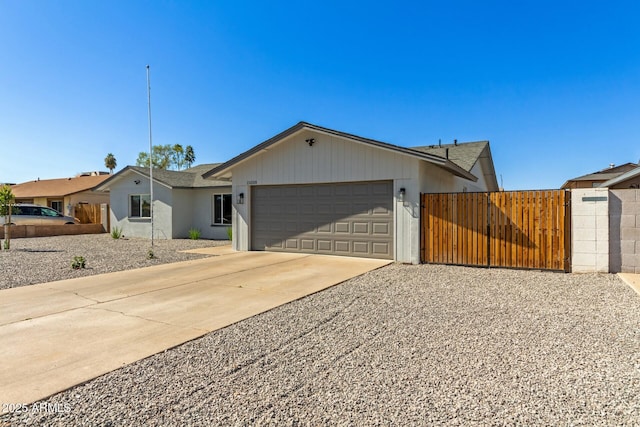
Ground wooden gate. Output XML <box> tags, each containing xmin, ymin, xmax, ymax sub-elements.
<box><xmin>74</xmin><ymin>203</ymin><xmax>104</xmax><ymax>225</ymax></box>
<box><xmin>421</xmin><ymin>190</ymin><xmax>571</xmax><ymax>271</ymax></box>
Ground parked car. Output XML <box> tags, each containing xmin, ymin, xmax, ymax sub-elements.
<box><xmin>0</xmin><ymin>204</ymin><xmax>78</xmax><ymax>225</ymax></box>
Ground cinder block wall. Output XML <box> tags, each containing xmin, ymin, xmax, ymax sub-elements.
<box><xmin>609</xmin><ymin>189</ymin><xmax>640</xmax><ymax>273</ymax></box>
<box><xmin>571</xmin><ymin>188</ymin><xmax>609</xmax><ymax>273</ymax></box>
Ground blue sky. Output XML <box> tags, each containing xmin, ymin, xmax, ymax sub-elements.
<box><xmin>1</xmin><ymin>1</ymin><xmax>639</xmax><ymax>189</ymax></box>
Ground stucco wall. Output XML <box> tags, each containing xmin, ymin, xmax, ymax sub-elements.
<box><xmin>571</xmin><ymin>188</ymin><xmax>609</xmax><ymax>273</ymax></box>
<box><xmin>108</xmin><ymin>176</ymin><xmax>173</xmax><ymax>239</ymax></box>
<box><xmin>186</xmin><ymin>187</ymin><xmax>232</xmax><ymax>240</ymax></box>
<box><xmin>609</xmin><ymin>189</ymin><xmax>640</xmax><ymax>273</ymax></box>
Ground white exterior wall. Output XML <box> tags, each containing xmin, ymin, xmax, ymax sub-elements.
<box><xmin>109</xmin><ymin>175</ymin><xmax>173</xmax><ymax>239</ymax></box>
<box><xmin>229</xmin><ymin>129</ymin><xmax>472</xmax><ymax>264</ymax></box>
<box><xmin>571</xmin><ymin>188</ymin><xmax>609</xmax><ymax>273</ymax></box>
<box><xmin>462</xmin><ymin>162</ymin><xmax>490</xmax><ymax>192</ymax></box>
<box><xmin>171</xmin><ymin>189</ymin><xmax>194</xmax><ymax>238</ymax></box>
<box><xmin>187</xmin><ymin>187</ymin><xmax>232</xmax><ymax>240</ymax></box>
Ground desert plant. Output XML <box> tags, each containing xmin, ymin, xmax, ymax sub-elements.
<box><xmin>0</xmin><ymin>184</ymin><xmax>15</xmax><ymax>250</ymax></box>
<box><xmin>147</xmin><ymin>248</ymin><xmax>155</xmax><ymax>259</ymax></box>
<box><xmin>188</xmin><ymin>228</ymin><xmax>201</xmax><ymax>240</ymax></box>
<box><xmin>226</xmin><ymin>226</ymin><xmax>232</xmax><ymax>241</ymax></box>
<box><xmin>71</xmin><ymin>256</ymin><xmax>86</xmax><ymax>269</ymax></box>
<box><xmin>110</xmin><ymin>226</ymin><xmax>122</xmax><ymax>239</ymax></box>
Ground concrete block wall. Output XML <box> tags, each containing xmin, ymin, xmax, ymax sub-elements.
<box><xmin>609</xmin><ymin>189</ymin><xmax>640</xmax><ymax>273</ymax></box>
<box><xmin>571</xmin><ymin>188</ymin><xmax>609</xmax><ymax>273</ymax></box>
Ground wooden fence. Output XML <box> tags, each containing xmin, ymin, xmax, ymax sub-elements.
<box><xmin>421</xmin><ymin>190</ymin><xmax>571</xmax><ymax>271</ymax></box>
<box><xmin>74</xmin><ymin>203</ymin><xmax>104</xmax><ymax>225</ymax></box>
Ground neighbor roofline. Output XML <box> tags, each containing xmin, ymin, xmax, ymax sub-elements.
<box><xmin>203</xmin><ymin>122</ymin><xmax>477</xmax><ymax>181</ymax></box>
<box><xmin>598</xmin><ymin>166</ymin><xmax>640</xmax><ymax>188</ymax></box>
<box><xmin>93</xmin><ymin>166</ymin><xmax>174</xmax><ymax>191</ymax></box>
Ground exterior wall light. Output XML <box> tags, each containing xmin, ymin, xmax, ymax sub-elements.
<box><xmin>237</xmin><ymin>192</ymin><xmax>245</xmax><ymax>204</ymax></box>
<box><xmin>399</xmin><ymin>187</ymin><xmax>406</xmax><ymax>202</ymax></box>
<box><xmin>134</xmin><ymin>179</ymin><xmax>141</xmax><ymax>185</ymax></box>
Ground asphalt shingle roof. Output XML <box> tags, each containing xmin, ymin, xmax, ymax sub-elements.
<box><xmin>128</xmin><ymin>163</ymin><xmax>229</xmax><ymax>188</ymax></box>
<box><xmin>11</xmin><ymin>175</ymin><xmax>110</xmax><ymax>198</ymax></box>
<box><xmin>410</xmin><ymin>141</ymin><xmax>489</xmax><ymax>172</ymax></box>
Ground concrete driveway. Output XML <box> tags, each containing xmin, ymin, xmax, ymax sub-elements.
<box><xmin>0</xmin><ymin>249</ymin><xmax>390</xmax><ymax>407</ymax></box>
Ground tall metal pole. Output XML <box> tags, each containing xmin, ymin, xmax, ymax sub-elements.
<box><xmin>146</xmin><ymin>65</ymin><xmax>154</xmax><ymax>248</ymax></box>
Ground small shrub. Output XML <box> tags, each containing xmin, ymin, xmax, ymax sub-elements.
<box><xmin>188</xmin><ymin>228</ymin><xmax>201</xmax><ymax>240</ymax></box>
<box><xmin>147</xmin><ymin>248</ymin><xmax>156</xmax><ymax>259</ymax></box>
<box><xmin>71</xmin><ymin>256</ymin><xmax>86</xmax><ymax>270</ymax></box>
<box><xmin>110</xmin><ymin>226</ymin><xmax>122</xmax><ymax>239</ymax></box>
<box><xmin>226</xmin><ymin>227</ymin><xmax>232</xmax><ymax>241</ymax></box>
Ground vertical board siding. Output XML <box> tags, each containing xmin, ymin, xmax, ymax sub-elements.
<box><xmin>421</xmin><ymin>190</ymin><xmax>570</xmax><ymax>271</ymax></box>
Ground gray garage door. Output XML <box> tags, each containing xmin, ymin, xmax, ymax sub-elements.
<box><xmin>252</xmin><ymin>181</ymin><xmax>394</xmax><ymax>259</ymax></box>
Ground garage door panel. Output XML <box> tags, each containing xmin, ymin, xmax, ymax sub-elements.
<box><xmin>301</xmin><ymin>239</ymin><xmax>315</xmax><ymax>250</ymax></box>
<box><xmin>334</xmin><ymin>185</ymin><xmax>351</xmax><ymax>196</ymax></box>
<box><xmin>372</xmin><ymin>205</ymin><xmax>391</xmax><ymax>215</ymax></box>
<box><xmin>335</xmin><ymin>222</ymin><xmax>350</xmax><ymax>233</ymax></box>
<box><xmin>371</xmin><ymin>182</ymin><xmax>391</xmax><ymax>195</ymax></box>
<box><xmin>317</xmin><ymin>240</ymin><xmax>332</xmax><ymax>251</ymax></box>
<box><xmin>372</xmin><ymin>222</ymin><xmax>390</xmax><ymax>235</ymax></box>
<box><xmin>285</xmin><ymin>239</ymin><xmax>298</xmax><ymax>249</ymax></box>
<box><xmin>317</xmin><ymin>222</ymin><xmax>332</xmax><ymax>233</ymax></box>
<box><xmin>334</xmin><ymin>203</ymin><xmax>352</xmax><ymax>215</ymax></box>
<box><xmin>352</xmin><ymin>183</ymin><xmax>370</xmax><ymax>196</ymax></box>
<box><xmin>252</xmin><ymin>181</ymin><xmax>393</xmax><ymax>259</ymax></box>
<box><xmin>334</xmin><ymin>241</ymin><xmax>350</xmax><ymax>253</ymax></box>
<box><xmin>352</xmin><ymin>222</ymin><xmax>369</xmax><ymax>234</ymax></box>
<box><xmin>372</xmin><ymin>242</ymin><xmax>391</xmax><ymax>255</ymax></box>
<box><xmin>352</xmin><ymin>241</ymin><xmax>370</xmax><ymax>254</ymax></box>
<box><xmin>352</xmin><ymin>202</ymin><xmax>371</xmax><ymax>215</ymax></box>
<box><xmin>316</xmin><ymin>185</ymin><xmax>334</xmax><ymax>197</ymax></box>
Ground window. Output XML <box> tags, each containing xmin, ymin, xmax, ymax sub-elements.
<box><xmin>50</xmin><ymin>200</ymin><xmax>63</xmax><ymax>213</ymax></box>
<box><xmin>213</xmin><ymin>194</ymin><xmax>232</xmax><ymax>225</ymax></box>
<box><xmin>130</xmin><ymin>194</ymin><xmax>151</xmax><ymax>218</ymax></box>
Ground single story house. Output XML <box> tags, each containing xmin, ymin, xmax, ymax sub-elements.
<box><xmin>204</xmin><ymin>122</ymin><xmax>498</xmax><ymax>264</ymax></box>
<box><xmin>11</xmin><ymin>172</ymin><xmax>110</xmax><ymax>216</ymax></box>
<box><xmin>95</xmin><ymin>164</ymin><xmax>231</xmax><ymax>239</ymax></box>
<box><xmin>598</xmin><ymin>165</ymin><xmax>640</xmax><ymax>189</ymax></box>
<box><xmin>561</xmin><ymin>163</ymin><xmax>639</xmax><ymax>189</ymax></box>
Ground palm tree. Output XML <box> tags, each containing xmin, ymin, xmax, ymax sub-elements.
<box><xmin>104</xmin><ymin>153</ymin><xmax>117</xmax><ymax>174</ymax></box>
<box><xmin>185</xmin><ymin>145</ymin><xmax>196</xmax><ymax>168</ymax></box>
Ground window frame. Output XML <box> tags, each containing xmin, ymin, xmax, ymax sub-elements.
<box><xmin>50</xmin><ymin>200</ymin><xmax>63</xmax><ymax>213</ymax></box>
<box><xmin>129</xmin><ymin>194</ymin><xmax>151</xmax><ymax>218</ymax></box>
<box><xmin>212</xmin><ymin>193</ymin><xmax>232</xmax><ymax>225</ymax></box>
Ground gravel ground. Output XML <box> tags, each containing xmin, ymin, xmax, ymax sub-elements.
<box><xmin>2</xmin><ymin>261</ymin><xmax>639</xmax><ymax>426</ymax></box>
<box><xmin>0</xmin><ymin>234</ymin><xmax>229</xmax><ymax>290</ymax></box>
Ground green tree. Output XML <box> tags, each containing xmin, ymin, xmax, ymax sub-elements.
<box><xmin>104</xmin><ymin>153</ymin><xmax>117</xmax><ymax>174</ymax></box>
<box><xmin>172</xmin><ymin>144</ymin><xmax>185</xmax><ymax>170</ymax></box>
<box><xmin>136</xmin><ymin>144</ymin><xmax>195</xmax><ymax>170</ymax></box>
<box><xmin>185</xmin><ymin>145</ymin><xmax>196</xmax><ymax>169</ymax></box>
<box><xmin>136</xmin><ymin>145</ymin><xmax>174</xmax><ymax>169</ymax></box>
<box><xmin>0</xmin><ymin>185</ymin><xmax>15</xmax><ymax>250</ymax></box>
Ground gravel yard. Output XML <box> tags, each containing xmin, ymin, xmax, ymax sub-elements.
<box><xmin>0</xmin><ymin>234</ymin><xmax>229</xmax><ymax>290</ymax></box>
<box><xmin>2</xmin><ymin>257</ymin><xmax>640</xmax><ymax>425</ymax></box>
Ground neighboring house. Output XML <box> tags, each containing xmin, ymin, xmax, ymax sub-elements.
<box><xmin>598</xmin><ymin>165</ymin><xmax>640</xmax><ymax>189</ymax></box>
<box><xmin>561</xmin><ymin>163</ymin><xmax>639</xmax><ymax>189</ymax></box>
<box><xmin>95</xmin><ymin>164</ymin><xmax>231</xmax><ymax>239</ymax></box>
<box><xmin>204</xmin><ymin>121</ymin><xmax>499</xmax><ymax>264</ymax></box>
<box><xmin>11</xmin><ymin>172</ymin><xmax>110</xmax><ymax>216</ymax></box>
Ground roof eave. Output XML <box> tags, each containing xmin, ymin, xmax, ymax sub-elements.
<box><xmin>204</xmin><ymin>122</ymin><xmax>477</xmax><ymax>181</ymax></box>
<box><xmin>598</xmin><ymin>167</ymin><xmax>640</xmax><ymax>188</ymax></box>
